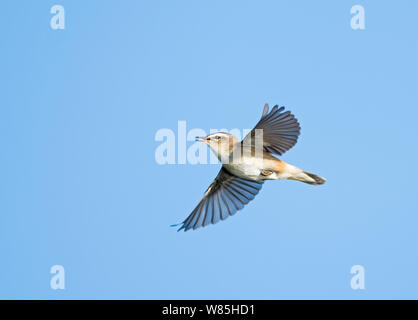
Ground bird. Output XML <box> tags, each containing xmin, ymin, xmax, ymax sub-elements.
<box><xmin>172</xmin><ymin>103</ymin><xmax>326</xmax><ymax>232</ymax></box>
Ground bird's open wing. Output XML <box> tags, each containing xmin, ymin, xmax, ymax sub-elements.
<box><xmin>174</xmin><ymin>167</ymin><xmax>263</xmax><ymax>231</ymax></box>
<box><xmin>242</xmin><ymin>104</ymin><xmax>301</xmax><ymax>156</ymax></box>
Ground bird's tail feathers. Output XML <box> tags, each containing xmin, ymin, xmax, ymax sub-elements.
<box><xmin>281</xmin><ymin>163</ymin><xmax>326</xmax><ymax>185</ymax></box>
<box><xmin>299</xmin><ymin>171</ymin><xmax>326</xmax><ymax>185</ymax></box>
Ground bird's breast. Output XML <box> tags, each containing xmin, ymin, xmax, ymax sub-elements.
<box><xmin>224</xmin><ymin>156</ymin><xmax>267</xmax><ymax>181</ymax></box>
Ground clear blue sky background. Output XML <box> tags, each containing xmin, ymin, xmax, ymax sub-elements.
<box><xmin>1</xmin><ymin>1</ymin><xmax>417</xmax><ymax>299</ymax></box>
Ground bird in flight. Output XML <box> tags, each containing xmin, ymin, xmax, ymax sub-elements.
<box><xmin>173</xmin><ymin>104</ymin><xmax>326</xmax><ymax>232</ymax></box>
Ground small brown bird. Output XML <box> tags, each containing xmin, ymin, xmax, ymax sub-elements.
<box><xmin>173</xmin><ymin>104</ymin><xmax>326</xmax><ymax>231</ymax></box>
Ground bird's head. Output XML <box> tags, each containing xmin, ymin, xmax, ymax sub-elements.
<box><xmin>196</xmin><ymin>132</ymin><xmax>239</xmax><ymax>161</ymax></box>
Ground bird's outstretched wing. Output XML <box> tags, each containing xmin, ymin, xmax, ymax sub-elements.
<box><xmin>173</xmin><ymin>167</ymin><xmax>263</xmax><ymax>232</ymax></box>
<box><xmin>242</xmin><ymin>104</ymin><xmax>301</xmax><ymax>156</ymax></box>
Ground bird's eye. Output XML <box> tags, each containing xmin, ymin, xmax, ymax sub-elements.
<box><xmin>214</xmin><ymin>136</ymin><xmax>220</xmax><ymax>140</ymax></box>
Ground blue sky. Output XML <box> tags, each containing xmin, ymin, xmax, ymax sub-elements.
<box><xmin>1</xmin><ymin>1</ymin><xmax>417</xmax><ymax>299</ymax></box>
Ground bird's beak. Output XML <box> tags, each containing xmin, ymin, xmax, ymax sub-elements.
<box><xmin>195</xmin><ymin>136</ymin><xmax>206</xmax><ymax>143</ymax></box>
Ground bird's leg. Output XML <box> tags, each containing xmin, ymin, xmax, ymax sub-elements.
<box><xmin>260</xmin><ymin>169</ymin><xmax>273</xmax><ymax>177</ymax></box>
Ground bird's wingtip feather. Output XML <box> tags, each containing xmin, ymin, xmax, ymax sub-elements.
<box><xmin>170</xmin><ymin>223</ymin><xmax>186</xmax><ymax>232</ymax></box>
